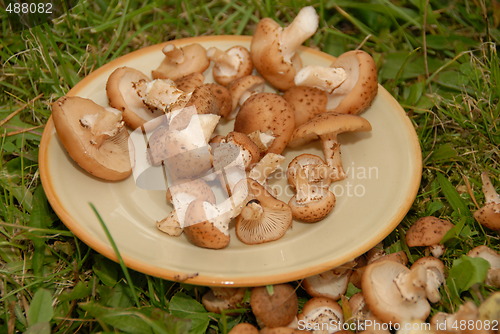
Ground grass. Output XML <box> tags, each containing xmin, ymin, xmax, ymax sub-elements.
<box><xmin>0</xmin><ymin>0</ymin><xmax>499</xmax><ymax>333</ymax></box>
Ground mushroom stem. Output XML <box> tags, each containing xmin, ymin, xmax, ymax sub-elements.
<box><xmin>207</xmin><ymin>47</ymin><xmax>239</xmax><ymax>73</ymax></box>
<box><xmin>481</xmin><ymin>172</ymin><xmax>500</xmax><ymax>204</ymax></box>
<box><xmin>319</xmin><ymin>133</ymin><xmax>346</xmax><ymax>181</ymax></box>
<box><xmin>279</xmin><ymin>6</ymin><xmax>319</xmax><ymax>63</ymax></box>
<box><xmin>162</xmin><ymin>44</ymin><xmax>184</xmax><ymax>64</ymax></box>
<box><xmin>295</xmin><ymin>166</ymin><xmax>314</xmax><ymax>203</ymax></box>
<box><xmin>241</xmin><ymin>201</ymin><xmax>264</xmax><ymax>221</ymax></box>
<box><xmin>294</xmin><ymin>65</ymin><xmax>347</xmax><ymax>93</ymax></box>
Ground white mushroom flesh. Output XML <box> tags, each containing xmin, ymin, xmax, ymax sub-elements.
<box><xmin>301</xmin><ymin>306</ymin><xmax>343</xmax><ymax>334</ymax></box>
<box><xmin>393</xmin><ymin>265</ymin><xmax>427</xmax><ymax>303</ymax></box>
<box><xmin>279</xmin><ymin>6</ymin><xmax>319</xmax><ymax>63</ymax></box>
<box><xmin>294</xmin><ymin>65</ymin><xmax>347</xmax><ymax>93</ymax></box>
<box><xmin>137</xmin><ymin>79</ymin><xmax>191</xmax><ymax>112</ymax></box>
<box><xmin>156</xmin><ymin>211</ymin><xmax>183</xmax><ymax>236</ymax></box>
<box><xmin>208</xmin><ymin>47</ymin><xmax>245</xmax><ymax>77</ymax></box>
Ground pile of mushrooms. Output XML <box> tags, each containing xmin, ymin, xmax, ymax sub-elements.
<box><xmin>51</xmin><ymin>6</ymin><xmax>380</xmax><ymax>250</ymax></box>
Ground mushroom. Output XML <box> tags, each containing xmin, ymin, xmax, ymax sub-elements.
<box><xmin>156</xmin><ymin>211</ymin><xmax>183</xmax><ymax>237</ymax></box>
<box><xmin>201</xmin><ymin>287</ymin><xmax>246</xmax><ymax>314</ymax></box>
<box><xmin>248</xmin><ymin>153</ymin><xmax>286</xmax><ymax>189</ymax></box>
<box><xmin>467</xmin><ymin>245</ymin><xmax>500</xmax><ymax>288</ymax></box>
<box><xmin>106</xmin><ymin>66</ymin><xmax>162</xmax><ymax>129</ymax></box>
<box><xmin>260</xmin><ymin>327</ymin><xmax>312</xmax><ymax>334</ymax></box>
<box><xmin>350</xmin><ymin>250</ymin><xmax>409</xmax><ymax>289</ymax></box>
<box><xmin>431</xmin><ymin>301</ymin><xmax>486</xmax><ymax>334</ymax></box>
<box><xmin>251</xmin><ymin>6</ymin><xmax>319</xmax><ymax>90</ymax></box>
<box><xmin>174</xmin><ymin>72</ymin><xmax>205</xmax><ymax>93</ymax></box>
<box><xmin>410</xmin><ymin>256</ymin><xmax>446</xmax><ymax>303</ymax></box>
<box><xmin>287</xmin><ymin>154</ymin><xmax>332</xmax><ymax>193</ymax></box>
<box><xmin>183</xmin><ymin>178</ymin><xmax>248</xmax><ymax>249</ymax></box>
<box><xmin>228</xmin><ymin>75</ymin><xmax>266</xmax><ymax>119</ymax></box>
<box><xmin>212</xmin><ymin>132</ymin><xmax>261</xmax><ymax>172</ymax></box>
<box><xmin>474</xmin><ymin>172</ymin><xmax>500</xmax><ymax>231</ymax></box>
<box><xmin>51</xmin><ymin>96</ymin><xmax>131</xmax><ymax>181</ymax></box>
<box><xmin>247</xmin><ymin>130</ymin><xmax>276</xmax><ymax>157</ymax></box>
<box><xmin>250</xmin><ymin>284</ymin><xmax>298</xmax><ymax>329</ymax></box>
<box><xmin>295</xmin><ymin>50</ymin><xmax>378</xmax><ymax>115</ymax></box>
<box><xmin>152</xmin><ymin>43</ymin><xmax>210</xmax><ymax>81</ymax></box>
<box><xmin>229</xmin><ymin>323</ymin><xmax>260</xmax><ymax>334</ymax></box>
<box><xmin>405</xmin><ymin>216</ymin><xmax>454</xmax><ymax>257</ymax></box>
<box><xmin>207</xmin><ymin>46</ymin><xmax>253</xmax><ymax>86</ymax></box>
<box><xmin>235</xmin><ymin>179</ymin><xmax>292</xmax><ymax>245</ymax></box>
<box><xmin>347</xmin><ymin>293</ymin><xmax>390</xmax><ymax>334</ymax></box>
<box><xmin>134</xmin><ymin>78</ymin><xmax>191</xmax><ymax>112</ymax></box>
<box><xmin>288</xmin><ymin>186</ymin><xmax>336</xmax><ymax>223</ymax></box>
<box><xmin>302</xmin><ymin>261</ymin><xmax>356</xmax><ymax>300</ymax></box>
<box><xmin>234</xmin><ymin>93</ymin><xmax>295</xmax><ymax>155</ymax></box>
<box><xmin>361</xmin><ymin>260</ymin><xmax>430</xmax><ymax>324</ymax></box>
<box><xmin>478</xmin><ymin>291</ymin><xmax>500</xmax><ymax>325</ymax></box>
<box><xmin>297</xmin><ymin>297</ymin><xmax>344</xmax><ymax>334</ymax></box>
<box><xmin>186</xmin><ymin>83</ymin><xmax>232</xmax><ymax>118</ymax></box>
<box><xmin>283</xmin><ymin>86</ymin><xmax>328</xmax><ymax>127</ymax></box>
<box><xmin>288</xmin><ymin>113</ymin><xmax>372</xmax><ymax>181</ymax></box>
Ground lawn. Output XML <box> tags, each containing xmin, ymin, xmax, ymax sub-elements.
<box><xmin>0</xmin><ymin>0</ymin><xmax>499</xmax><ymax>333</ymax></box>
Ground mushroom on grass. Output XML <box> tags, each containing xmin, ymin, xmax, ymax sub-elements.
<box><xmin>202</xmin><ymin>287</ymin><xmax>246</xmax><ymax>314</ymax></box>
<box><xmin>152</xmin><ymin>43</ymin><xmax>210</xmax><ymax>80</ymax></box>
<box><xmin>235</xmin><ymin>179</ymin><xmax>292</xmax><ymax>245</ymax></box>
<box><xmin>234</xmin><ymin>93</ymin><xmax>295</xmax><ymax>155</ymax></box>
<box><xmin>405</xmin><ymin>216</ymin><xmax>454</xmax><ymax>257</ymax></box>
<box><xmin>52</xmin><ymin>96</ymin><xmax>131</xmax><ymax>181</ymax></box>
<box><xmin>474</xmin><ymin>172</ymin><xmax>500</xmax><ymax>231</ymax></box>
<box><xmin>303</xmin><ymin>261</ymin><xmax>356</xmax><ymax>300</ymax></box>
<box><xmin>207</xmin><ymin>46</ymin><xmax>253</xmax><ymax>86</ymax></box>
<box><xmin>250</xmin><ymin>284</ymin><xmax>299</xmax><ymax>328</ymax></box>
<box><xmin>251</xmin><ymin>6</ymin><xmax>319</xmax><ymax>90</ymax></box>
<box><xmin>467</xmin><ymin>245</ymin><xmax>500</xmax><ymax>288</ymax></box>
<box><xmin>288</xmin><ymin>113</ymin><xmax>372</xmax><ymax>181</ymax></box>
<box><xmin>229</xmin><ymin>323</ymin><xmax>260</xmax><ymax>334</ymax></box>
<box><xmin>295</xmin><ymin>50</ymin><xmax>378</xmax><ymax>115</ymax></box>
<box><xmin>297</xmin><ymin>297</ymin><xmax>344</xmax><ymax>334</ymax></box>
<box><xmin>410</xmin><ymin>256</ymin><xmax>446</xmax><ymax>303</ymax></box>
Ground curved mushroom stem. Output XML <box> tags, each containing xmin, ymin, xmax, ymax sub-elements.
<box><xmin>207</xmin><ymin>47</ymin><xmax>239</xmax><ymax>73</ymax></box>
<box><xmin>162</xmin><ymin>44</ymin><xmax>184</xmax><ymax>64</ymax></box>
<box><xmin>319</xmin><ymin>133</ymin><xmax>346</xmax><ymax>181</ymax></box>
<box><xmin>279</xmin><ymin>6</ymin><xmax>319</xmax><ymax>63</ymax></box>
<box><xmin>481</xmin><ymin>172</ymin><xmax>500</xmax><ymax>204</ymax></box>
<box><xmin>241</xmin><ymin>201</ymin><xmax>264</xmax><ymax>221</ymax></box>
<box><xmin>294</xmin><ymin>65</ymin><xmax>347</xmax><ymax>93</ymax></box>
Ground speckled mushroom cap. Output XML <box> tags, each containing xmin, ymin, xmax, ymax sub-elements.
<box><xmin>174</xmin><ymin>72</ymin><xmax>205</xmax><ymax>93</ymax></box>
<box><xmin>106</xmin><ymin>66</ymin><xmax>156</xmax><ymax>129</ymax></box>
<box><xmin>228</xmin><ymin>323</ymin><xmax>259</xmax><ymax>334</ymax></box>
<box><xmin>297</xmin><ymin>297</ymin><xmax>344</xmax><ymax>332</ymax></box>
<box><xmin>152</xmin><ymin>43</ymin><xmax>210</xmax><ymax>81</ymax></box>
<box><xmin>283</xmin><ymin>86</ymin><xmax>328</xmax><ymax>127</ymax></box>
<box><xmin>405</xmin><ymin>216</ymin><xmax>454</xmax><ymax>247</ymax></box>
<box><xmin>186</xmin><ymin>83</ymin><xmax>232</xmax><ymax>117</ymax></box>
<box><xmin>474</xmin><ymin>172</ymin><xmax>500</xmax><ymax>231</ymax></box>
<box><xmin>326</xmin><ymin>50</ymin><xmax>379</xmax><ymax>115</ymax></box>
<box><xmin>250</xmin><ymin>284</ymin><xmax>298</xmax><ymax>328</ymax></box>
<box><xmin>234</xmin><ymin>93</ymin><xmax>295</xmax><ymax>155</ymax></box>
<box><xmin>201</xmin><ymin>287</ymin><xmax>246</xmax><ymax>314</ymax></box>
<box><xmin>52</xmin><ymin>96</ymin><xmax>131</xmax><ymax>181</ymax></box>
<box><xmin>289</xmin><ymin>190</ymin><xmax>336</xmax><ymax>223</ymax></box>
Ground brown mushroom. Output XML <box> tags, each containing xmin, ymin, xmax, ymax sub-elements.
<box><xmin>207</xmin><ymin>46</ymin><xmax>253</xmax><ymax>86</ymax></box>
<box><xmin>202</xmin><ymin>287</ymin><xmax>246</xmax><ymax>314</ymax></box>
<box><xmin>303</xmin><ymin>262</ymin><xmax>355</xmax><ymax>300</ymax></box>
<box><xmin>410</xmin><ymin>256</ymin><xmax>446</xmax><ymax>303</ymax></box>
<box><xmin>235</xmin><ymin>179</ymin><xmax>292</xmax><ymax>245</ymax></box>
<box><xmin>283</xmin><ymin>86</ymin><xmax>328</xmax><ymax>127</ymax></box>
<box><xmin>228</xmin><ymin>75</ymin><xmax>266</xmax><ymax>119</ymax></box>
<box><xmin>106</xmin><ymin>66</ymin><xmax>161</xmax><ymax>129</ymax></box>
<box><xmin>174</xmin><ymin>72</ymin><xmax>205</xmax><ymax>93</ymax></box>
<box><xmin>229</xmin><ymin>323</ymin><xmax>260</xmax><ymax>334</ymax></box>
<box><xmin>186</xmin><ymin>83</ymin><xmax>232</xmax><ymax>118</ymax></box>
<box><xmin>152</xmin><ymin>43</ymin><xmax>210</xmax><ymax>80</ymax></box>
<box><xmin>467</xmin><ymin>245</ymin><xmax>500</xmax><ymax>288</ymax></box>
<box><xmin>288</xmin><ymin>113</ymin><xmax>372</xmax><ymax>181</ymax></box>
<box><xmin>52</xmin><ymin>96</ymin><xmax>131</xmax><ymax>181</ymax></box>
<box><xmin>405</xmin><ymin>216</ymin><xmax>454</xmax><ymax>257</ymax></box>
<box><xmin>250</xmin><ymin>284</ymin><xmax>298</xmax><ymax>328</ymax></box>
<box><xmin>474</xmin><ymin>172</ymin><xmax>500</xmax><ymax>231</ymax></box>
<box><xmin>297</xmin><ymin>297</ymin><xmax>344</xmax><ymax>333</ymax></box>
<box><xmin>295</xmin><ymin>50</ymin><xmax>378</xmax><ymax>115</ymax></box>
<box><xmin>234</xmin><ymin>93</ymin><xmax>295</xmax><ymax>155</ymax></box>
<box><xmin>251</xmin><ymin>6</ymin><xmax>319</xmax><ymax>90</ymax></box>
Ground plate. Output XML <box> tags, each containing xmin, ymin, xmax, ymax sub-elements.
<box><xmin>39</xmin><ymin>35</ymin><xmax>422</xmax><ymax>286</ymax></box>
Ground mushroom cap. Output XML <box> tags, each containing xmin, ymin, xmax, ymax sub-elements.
<box><xmin>183</xmin><ymin>200</ymin><xmax>230</xmax><ymax>249</ymax></box>
<box><xmin>51</xmin><ymin>96</ymin><xmax>131</xmax><ymax>181</ymax></box>
<box><xmin>405</xmin><ymin>216</ymin><xmax>454</xmax><ymax>247</ymax></box>
<box><xmin>288</xmin><ymin>113</ymin><xmax>372</xmax><ymax>148</ymax></box>
<box><xmin>410</xmin><ymin>256</ymin><xmax>446</xmax><ymax>303</ymax></box>
<box><xmin>283</xmin><ymin>86</ymin><xmax>328</xmax><ymax>127</ymax></box>
<box><xmin>474</xmin><ymin>205</ymin><xmax>500</xmax><ymax>230</ymax></box>
<box><xmin>225</xmin><ymin>132</ymin><xmax>261</xmax><ymax>169</ymax></box>
<box><xmin>166</xmin><ymin>178</ymin><xmax>216</xmax><ymax>204</ymax></box>
<box><xmin>289</xmin><ymin>190</ymin><xmax>336</xmax><ymax>223</ymax></box>
<box><xmin>250</xmin><ymin>284</ymin><xmax>298</xmax><ymax>328</ymax></box>
<box><xmin>106</xmin><ymin>66</ymin><xmax>156</xmax><ymax>129</ymax></box>
<box><xmin>186</xmin><ymin>83</ymin><xmax>232</xmax><ymax>117</ymax></box>
<box><xmin>152</xmin><ymin>43</ymin><xmax>210</xmax><ymax>81</ymax></box>
<box><xmin>297</xmin><ymin>297</ymin><xmax>343</xmax><ymax>333</ymax></box>
<box><xmin>250</xmin><ymin>17</ymin><xmax>303</xmax><ymax>91</ymax></box>
<box><xmin>174</xmin><ymin>72</ymin><xmax>205</xmax><ymax>93</ymax></box>
<box><xmin>303</xmin><ymin>268</ymin><xmax>351</xmax><ymax>300</ymax></box>
<box><xmin>467</xmin><ymin>245</ymin><xmax>500</xmax><ymax>288</ymax></box>
<box><xmin>228</xmin><ymin>75</ymin><xmax>266</xmax><ymax>116</ymax></box>
<box><xmin>208</xmin><ymin>45</ymin><xmax>253</xmax><ymax>86</ymax></box>
<box><xmin>234</xmin><ymin>93</ymin><xmax>295</xmax><ymax>154</ymax></box>
<box><xmin>228</xmin><ymin>323</ymin><xmax>260</xmax><ymax>334</ymax></box>
<box><xmin>327</xmin><ymin>50</ymin><xmax>378</xmax><ymax>115</ymax></box>
<box><xmin>361</xmin><ymin>261</ymin><xmax>430</xmax><ymax>324</ymax></box>
<box><xmin>287</xmin><ymin>153</ymin><xmax>332</xmax><ymax>190</ymax></box>
<box><xmin>202</xmin><ymin>287</ymin><xmax>246</xmax><ymax>314</ymax></box>
<box><xmin>236</xmin><ymin>179</ymin><xmax>292</xmax><ymax>245</ymax></box>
